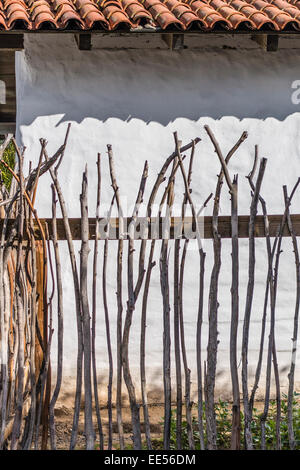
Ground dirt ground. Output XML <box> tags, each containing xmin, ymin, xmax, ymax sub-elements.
<box><xmin>52</xmin><ymin>400</ymin><xmax>269</xmax><ymax>450</ymax></box>
<box><xmin>53</xmin><ymin>403</ymin><xmax>165</xmax><ymax>450</ymax></box>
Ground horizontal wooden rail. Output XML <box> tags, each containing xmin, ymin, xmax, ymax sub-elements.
<box><xmin>0</xmin><ymin>214</ymin><xmax>298</xmax><ymax>240</ymax></box>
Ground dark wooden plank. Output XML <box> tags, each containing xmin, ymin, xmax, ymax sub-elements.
<box><xmin>0</xmin><ymin>51</ymin><xmax>15</xmax><ymax>75</ymax></box>
<box><xmin>0</xmin><ymin>75</ymin><xmax>16</xmax><ymax>90</ymax></box>
<box><xmin>0</xmin><ymin>34</ymin><xmax>24</xmax><ymax>50</ymax></box>
<box><xmin>0</xmin><ymin>122</ymin><xmax>15</xmax><ymax>134</ymax></box>
<box><xmin>0</xmin><ymin>57</ymin><xmax>16</xmax><ymax>125</ymax></box>
<box><xmin>0</xmin><ymin>214</ymin><xmax>298</xmax><ymax>240</ymax></box>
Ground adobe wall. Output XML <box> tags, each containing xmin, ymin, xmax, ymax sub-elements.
<box><xmin>15</xmin><ymin>33</ymin><xmax>300</xmax><ymax>404</ymax></box>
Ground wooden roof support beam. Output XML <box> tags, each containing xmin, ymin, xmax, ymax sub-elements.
<box><xmin>75</xmin><ymin>34</ymin><xmax>92</xmax><ymax>51</ymax></box>
<box><xmin>251</xmin><ymin>34</ymin><xmax>279</xmax><ymax>52</ymax></box>
<box><xmin>5</xmin><ymin>214</ymin><xmax>300</xmax><ymax>240</ymax></box>
<box><xmin>161</xmin><ymin>33</ymin><xmax>184</xmax><ymax>50</ymax></box>
<box><xmin>0</xmin><ymin>34</ymin><xmax>23</xmax><ymax>51</ymax></box>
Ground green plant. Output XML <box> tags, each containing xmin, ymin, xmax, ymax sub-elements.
<box><xmin>161</xmin><ymin>392</ymin><xmax>300</xmax><ymax>450</ymax></box>
<box><xmin>167</xmin><ymin>410</ymin><xmax>201</xmax><ymax>450</ymax></box>
<box><xmin>0</xmin><ymin>139</ymin><xmax>15</xmax><ymax>190</ymax></box>
<box><xmin>215</xmin><ymin>399</ymin><xmax>232</xmax><ymax>448</ymax></box>
<box><xmin>265</xmin><ymin>392</ymin><xmax>300</xmax><ymax>449</ymax></box>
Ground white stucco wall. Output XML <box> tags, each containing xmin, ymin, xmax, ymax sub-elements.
<box><xmin>15</xmin><ymin>33</ymin><xmax>300</xmax><ymax>403</ymax></box>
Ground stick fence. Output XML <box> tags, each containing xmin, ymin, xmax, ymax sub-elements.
<box><xmin>0</xmin><ymin>126</ymin><xmax>300</xmax><ymax>451</ymax></box>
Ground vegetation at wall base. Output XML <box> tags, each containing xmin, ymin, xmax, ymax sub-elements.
<box><xmin>0</xmin><ymin>139</ymin><xmax>15</xmax><ymax>190</ymax></box>
<box><xmin>163</xmin><ymin>393</ymin><xmax>300</xmax><ymax>450</ymax></box>
<box><xmin>111</xmin><ymin>393</ymin><xmax>300</xmax><ymax>451</ymax></box>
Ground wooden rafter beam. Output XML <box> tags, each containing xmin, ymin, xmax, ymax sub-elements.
<box><xmin>2</xmin><ymin>214</ymin><xmax>299</xmax><ymax>240</ymax></box>
<box><xmin>251</xmin><ymin>34</ymin><xmax>279</xmax><ymax>51</ymax></box>
<box><xmin>161</xmin><ymin>33</ymin><xmax>184</xmax><ymax>50</ymax></box>
<box><xmin>0</xmin><ymin>34</ymin><xmax>23</xmax><ymax>50</ymax></box>
<box><xmin>74</xmin><ymin>34</ymin><xmax>92</xmax><ymax>50</ymax></box>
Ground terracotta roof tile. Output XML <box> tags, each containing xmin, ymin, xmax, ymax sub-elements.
<box><xmin>74</xmin><ymin>0</ymin><xmax>108</xmax><ymax>28</ymax></box>
<box><xmin>121</xmin><ymin>0</ymin><xmax>152</xmax><ymax>25</ymax></box>
<box><xmin>1</xmin><ymin>0</ymin><xmax>300</xmax><ymax>31</ymax></box>
<box><xmin>54</xmin><ymin>1</ymin><xmax>85</xmax><ymax>29</ymax></box>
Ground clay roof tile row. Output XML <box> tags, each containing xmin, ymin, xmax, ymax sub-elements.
<box><xmin>1</xmin><ymin>0</ymin><xmax>300</xmax><ymax>31</ymax></box>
